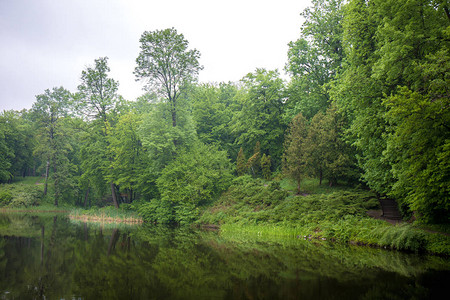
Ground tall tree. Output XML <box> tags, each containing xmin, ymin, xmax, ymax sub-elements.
<box><xmin>331</xmin><ymin>0</ymin><xmax>391</xmax><ymax>195</ymax></box>
<box><xmin>305</xmin><ymin>106</ymin><xmax>357</xmax><ymax>186</ymax></box>
<box><xmin>76</xmin><ymin>57</ymin><xmax>118</xmax><ymax>122</ymax></box>
<box><xmin>232</xmin><ymin>69</ymin><xmax>286</xmax><ymax>168</ymax></box>
<box><xmin>135</xmin><ymin>28</ymin><xmax>202</xmax><ymax>130</ymax></box>
<box><xmin>32</xmin><ymin>87</ymin><xmax>72</xmax><ymax>205</ymax></box>
<box><xmin>282</xmin><ymin>113</ymin><xmax>308</xmax><ymax>194</ymax></box>
<box><xmin>76</xmin><ymin>57</ymin><xmax>120</xmax><ymax>208</ymax></box>
<box><xmin>285</xmin><ymin>0</ymin><xmax>344</xmax><ymax>119</ymax></box>
<box><xmin>106</xmin><ymin>112</ymin><xmax>148</xmax><ymax>202</ymax></box>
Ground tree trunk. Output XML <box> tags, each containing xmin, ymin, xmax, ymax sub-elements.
<box><xmin>171</xmin><ymin>108</ymin><xmax>177</xmax><ymax>127</ymax></box>
<box><xmin>44</xmin><ymin>160</ymin><xmax>50</xmax><ymax>196</ymax></box>
<box><xmin>171</xmin><ymin>100</ymin><xmax>178</xmax><ymax>146</ymax></box>
<box><xmin>297</xmin><ymin>178</ymin><xmax>301</xmax><ymax>195</ymax></box>
<box><xmin>319</xmin><ymin>170</ymin><xmax>323</xmax><ymax>185</ymax></box>
<box><xmin>107</xmin><ymin>229</ymin><xmax>120</xmax><ymax>256</ymax></box>
<box><xmin>110</xmin><ymin>182</ymin><xmax>119</xmax><ymax>208</ymax></box>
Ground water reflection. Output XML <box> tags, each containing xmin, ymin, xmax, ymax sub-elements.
<box><xmin>0</xmin><ymin>213</ymin><xmax>449</xmax><ymax>299</ymax></box>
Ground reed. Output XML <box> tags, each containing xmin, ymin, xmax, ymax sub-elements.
<box><xmin>69</xmin><ymin>207</ymin><xmax>143</xmax><ymax>225</ymax></box>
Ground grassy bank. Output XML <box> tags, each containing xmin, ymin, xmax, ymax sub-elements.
<box><xmin>197</xmin><ymin>176</ymin><xmax>450</xmax><ymax>255</ymax></box>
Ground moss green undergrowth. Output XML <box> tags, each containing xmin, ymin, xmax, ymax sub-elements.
<box><xmin>198</xmin><ymin>177</ymin><xmax>450</xmax><ymax>255</ymax></box>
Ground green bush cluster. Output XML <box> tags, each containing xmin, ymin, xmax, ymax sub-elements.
<box><xmin>0</xmin><ymin>190</ymin><xmax>13</xmax><ymax>206</ymax></box>
<box><xmin>0</xmin><ymin>184</ymin><xmax>43</xmax><ymax>208</ymax></box>
<box><xmin>135</xmin><ymin>199</ymin><xmax>200</xmax><ymax>225</ymax></box>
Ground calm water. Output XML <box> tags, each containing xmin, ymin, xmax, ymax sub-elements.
<box><xmin>0</xmin><ymin>213</ymin><xmax>449</xmax><ymax>299</ymax></box>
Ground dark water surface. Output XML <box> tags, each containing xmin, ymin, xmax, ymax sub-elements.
<box><xmin>0</xmin><ymin>213</ymin><xmax>449</xmax><ymax>299</ymax></box>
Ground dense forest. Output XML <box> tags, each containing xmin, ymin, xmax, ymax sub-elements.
<box><xmin>1</xmin><ymin>0</ymin><xmax>449</xmax><ymax>225</ymax></box>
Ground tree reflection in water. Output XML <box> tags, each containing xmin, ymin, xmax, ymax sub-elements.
<box><xmin>0</xmin><ymin>214</ymin><xmax>449</xmax><ymax>299</ymax></box>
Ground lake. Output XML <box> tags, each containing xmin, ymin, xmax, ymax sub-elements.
<box><xmin>0</xmin><ymin>213</ymin><xmax>449</xmax><ymax>299</ymax></box>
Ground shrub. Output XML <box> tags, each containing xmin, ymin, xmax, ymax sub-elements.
<box><xmin>0</xmin><ymin>190</ymin><xmax>13</xmax><ymax>206</ymax></box>
<box><xmin>0</xmin><ymin>184</ymin><xmax>43</xmax><ymax>208</ymax></box>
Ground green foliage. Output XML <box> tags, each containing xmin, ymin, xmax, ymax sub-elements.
<box><xmin>261</xmin><ymin>154</ymin><xmax>272</xmax><ymax>180</ymax></box>
<box><xmin>199</xmin><ymin>178</ymin><xmax>450</xmax><ymax>254</ymax></box>
<box><xmin>106</xmin><ymin>111</ymin><xmax>149</xmax><ymax>200</ymax></box>
<box><xmin>32</xmin><ymin>87</ymin><xmax>77</xmax><ymax>205</ymax></box>
<box><xmin>305</xmin><ymin>105</ymin><xmax>358</xmax><ymax>185</ymax></box>
<box><xmin>157</xmin><ymin>142</ymin><xmax>233</xmax><ymax>207</ymax></box>
<box><xmin>372</xmin><ymin>225</ymin><xmax>428</xmax><ymax>252</ymax></box>
<box><xmin>0</xmin><ymin>128</ymin><xmax>12</xmax><ymax>182</ymax></box>
<box><xmin>0</xmin><ymin>190</ymin><xmax>12</xmax><ymax>206</ymax></box>
<box><xmin>282</xmin><ymin>113</ymin><xmax>308</xmax><ymax>193</ymax></box>
<box><xmin>0</xmin><ymin>111</ymin><xmax>35</xmax><ymax>182</ymax></box>
<box><xmin>189</xmin><ymin>83</ymin><xmax>239</xmax><ymax>153</ymax></box>
<box><xmin>138</xmin><ymin>101</ymin><xmax>197</xmax><ymax>173</ymax></box>
<box><xmin>285</xmin><ymin>0</ymin><xmax>344</xmax><ymax>120</ymax></box>
<box><xmin>198</xmin><ymin>177</ymin><xmax>289</xmax><ymax>225</ymax></box>
<box><xmin>137</xmin><ymin>142</ymin><xmax>232</xmax><ymax>224</ymax></box>
<box><xmin>135</xmin><ymin>28</ymin><xmax>202</xmax><ymax>101</ymax></box>
<box><xmin>331</xmin><ymin>0</ymin><xmax>450</xmax><ymax>223</ymax></box>
<box><xmin>232</xmin><ymin>69</ymin><xmax>286</xmax><ymax>168</ymax></box>
<box><xmin>236</xmin><ymin>147</ymin><xmax>247</xmax><ymax>176</ymax></box>
<box><xmin>384</xmin><ymin>87</ymin><xmax>450</xmax><ymax>223</ymax></box>
<box><xmin>0</xmin><ymin>183</ymin><xmax>43</xmax><ymax>208</ymax></box>
<box><xmin>76</xmin><ymin>56</ymin><xmax>119</xmax><ymax>121</ymax></box>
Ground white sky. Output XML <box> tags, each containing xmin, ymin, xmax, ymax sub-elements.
<box><xmin>0</xmin><ymin>0</ymin><xmax>310</xmax><ymax>111</ymax></box>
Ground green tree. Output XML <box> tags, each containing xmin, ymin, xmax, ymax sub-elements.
<box><xmin>76</xmin><ymin>57</ymin><xmax>118</xmax><ymax>122</ymax></box>
<box><xmin>106</xmin><ymin>112</ymin><xmax>147</xmax><ymax>202</ymax></box>
<box><xmin>261</xmin><ymin>154</ymin><xmax>272</xmax><ymax>181</ymax></box>
<box><xmin>155</xmin><ymin>142</ymin><xmax>233</xmax><ymax>224</ymax></box>
<box><xmin>135</xmin><ymin>28</ymin><xmax>202</xmax><ymax>130</ymax></box>
<box><xmin>189</xmin><ymin>82</ymin><xmax>239</xmax><ymax>155</ymax></box>
<box><xmin>232</xmin><ymin>69</ymin><xmax>286</xmax><ymax>168</ymax></box>
<box><xmin>236</xmin><ymin>147</ymin><xmax>247</xmax><ymax>177</ymax></box>
<box><xmin>306</xmin><ymin>106</ymin><xmax>357</xmax><ymax>186</ymax></box>
<box><xmin>76</xmin><ymin>57</ymin><xmax>120</xmax><ymax>208</ymax></box>
<box><xmin>304</xmin><ymin>111</ymin><xmax>329</xmax><ymax>185</ymax></box>
<box><xmin>285</xmin><ymin>0</ymin><xmax>344</xmax><ymax>120</ymax></box>
<box><xmin>0</xmin><ymin>121</ymin><xmax>13</xmax><ymax>182</ymax></box>
<box><xmin>282</xmin><ymin>113</ymin><xmax>308</xmax><ymax>194</ymax></box>
<box><xmin>331</xmin><ymin>0</ymin><xmax>391</xmax><ymax>195</ymax></box>
<box><xmin>32</xmin><ymin>87</ymin><xmax>73</xmax><ymax>205</ymax></box>
<box><xmin>246</xmin><ymin>141</ymin><xmax>261</xmax><ymax>177</ymax></box>
<box><xmin>0</xmin><ymin>111</ymin><xmax>35</xmax><ymax>182</ymax></box>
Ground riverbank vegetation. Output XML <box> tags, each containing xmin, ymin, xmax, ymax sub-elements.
<box><xmin>198</xmin><ymin>176</ymin><xmax>449</xmax><ymax>255</ymax></box>
<box><xmin>0</xmin><ymin>0</ymin><xmax>449</xmax><ymax>252</ymax></box>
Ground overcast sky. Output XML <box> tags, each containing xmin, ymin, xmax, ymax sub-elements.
<box><xmin>0</xmin><ymin>0</ymin><xmax>310</xmax><ymax>111</ymax></box>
